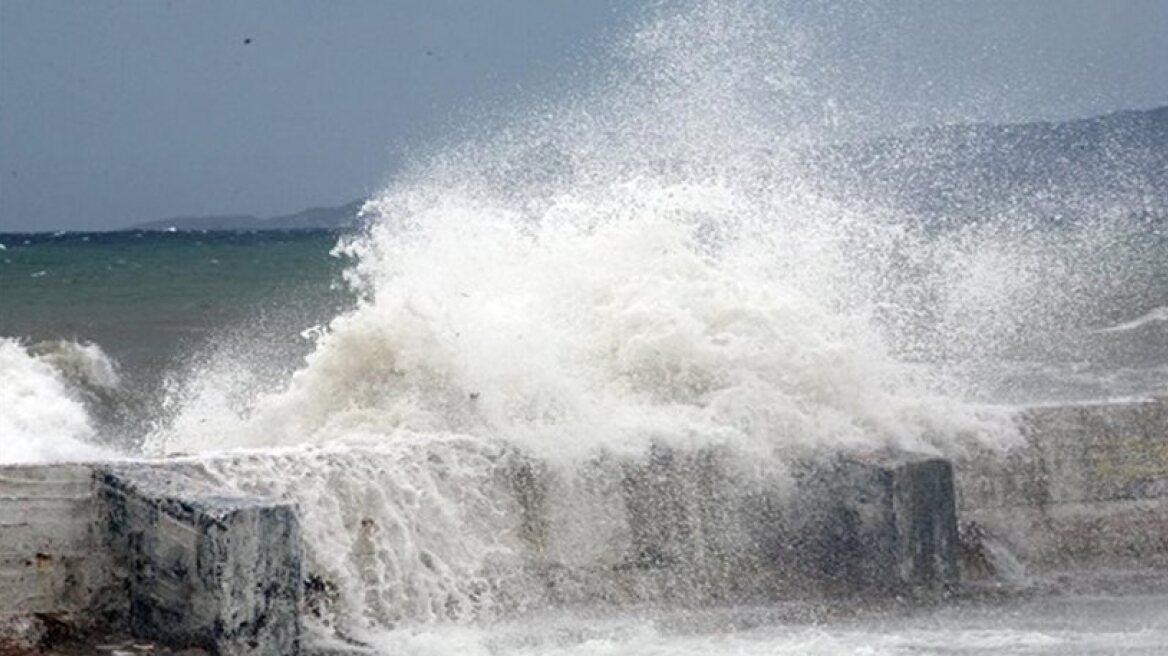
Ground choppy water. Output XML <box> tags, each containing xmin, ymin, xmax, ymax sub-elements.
<box><xmin>0</xmin><ymin>229</ymin><xmax>348</xmax><ymax>379</ymax></box>
<box><xmin>353</xmin><ymin>595</ymin><xmax>1168</xmax><ymax>655</ymax></box>
<box><xmin>0</xmin><ymin>230</ymin><xmax>351</xmax><ymax>449</ymax></box>
<box><xmin>2</xmin><ymin>0</ymin><xmax>1167</xmax><ymax>653</ymax></box>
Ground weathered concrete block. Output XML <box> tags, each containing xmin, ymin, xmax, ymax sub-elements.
<box><xmin>797</xmin><ymin>453</ymin><xmax>959</xmax><ymax>596</ymax></box>
<box><xmin>893</xmin><ymin>457</ymin><xmax>960</xmax><ymax>590</ymax></box>
<box><xmin>100</xmin><ymin>465</ymin><xmax>302</xmax><ymax>656</ymax></box>
<box><xmin>4</xmin><ymin>445</ymin><xmax>963</xmax><ymax>651</ymax></box>
<box><xmin>957</xmin><ymin>397</ymin><xmax>1168</xmax><ymax>571</ymax></box>
<box><xmin>0</xmin><ymin>464</ymin><xmax>110</xmax><ymax>625</ymax></box>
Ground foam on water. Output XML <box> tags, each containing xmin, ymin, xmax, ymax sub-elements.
<box><xmin>1098</xmin><ymin>306</ymin><xmax>1168</xmax><ymax>334</ymax></box>
<box><xmin>316</xmin><ymin>594</ymin><xmax>1168</xmax><ymax>655</ymax></box>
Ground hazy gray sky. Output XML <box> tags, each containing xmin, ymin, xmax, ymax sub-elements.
<box><xmin>1</xmin><ymin>0</ymin><xmax>1166</xmax><ymax>232</ymax></box>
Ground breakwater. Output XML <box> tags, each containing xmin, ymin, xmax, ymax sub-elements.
<box><xmin>2</xmin><ymin>398</ymin><xmax>1165</xmax><ymax>655</ymax></box>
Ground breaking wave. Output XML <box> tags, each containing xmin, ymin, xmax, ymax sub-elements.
<box><xmin>148</xmin><ymin>1</ymin><xmax>1015</xmax><ymax>461</ymax></box>
<box><xmin>51</xmin><ymin>0</ymin><xmax>1159</xmax><ymax>649</ymax></box>
<box><xmin>133</xmin><ymin>3</ymin><xmax>1032</xmax><ymax>641</ymax></box>
<box><xmin>0</xmin><ymin>337</ymin><xmax>118</xmax><ymax>463</ymax></box>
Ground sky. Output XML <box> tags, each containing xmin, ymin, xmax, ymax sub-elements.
<box><xmin>1</xmin><ymin>0</ymin><xmax>1166</xmax><ymax>232</ymax></box>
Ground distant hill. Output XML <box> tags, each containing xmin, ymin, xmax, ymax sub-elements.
<box><xmin>131</xmin><ymin>106</ymin><xmax>1167</xmax><ymax>232</ymax></box>
<box><xmin>810</xmin><ymin>106</ymin><xmax>1168</xmax><ymax>222</ymax></box>
<box><xmin>131</xmin><ymin>199</ymin><xmax>365</xmax><ymax>231</ymax></box>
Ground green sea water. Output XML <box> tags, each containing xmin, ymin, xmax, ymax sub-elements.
<box><xmin>0</xmin><ymin>230</ymin><xmax>353</xmax><ymax>391</ymax></box>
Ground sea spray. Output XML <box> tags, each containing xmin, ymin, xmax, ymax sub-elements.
<box><xmin>136</xmin><ymin>1</ymin><xmax>1029</xmax><ymax>641</ymax></box>
<box><xmin>150</xmin><ymin>0</ymin><xmax>1013</xmax><ymax>459</ymax></box>
<box><xmin>915</xmin><ymin>213</ymin><xmax>1168</xmax><ymax>401</ymax></box>
<box><xmin>133</xmin><ymin>0</ymin><xmax>1168</xmax><ymax>646</ymax></box>
<box><xmin>184</xmin><ymin>436</ymin><xmax>828</xmax><ymax>642</ymax></box>
<box><xmin>0</xmin><ymin>337</ymin><xmax>118</xmax><ymax>462</ymax></box>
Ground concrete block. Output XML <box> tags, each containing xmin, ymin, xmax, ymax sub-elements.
<box><xmin>892</xmin><ymin>457</ymin><xmax>960</xmax><ymax>590</ymax></box>
<box><xmin>797</xmin><ymin>453</ymin><xmax>959</xmax><ymax>596</ymax></box>
<box><xmin>508</xmin><ymin>445</ymin><xmax>959</xmax><ymax>605</ymax></box>
<box><xmin>523</xmin><ymin>446</ymin><xmax>805</xmax><ymax>605</ymax></box>
<box><xmin>5</xmin><ymin>445</ymin><xmax>964</xmax><ymax>651</ymax></box>
<box><xmin>957</xmin><ymin>397</ymin><xmax>1168</xmax><ymax>571</ymax></box>
<box><xmin>615</xmin><ymin>446</ymin><xmax>772</xmax><ymax>602</ymax></box>
<box><xmin>99</xmin><ymin>465</ymin><xmax>302</xmax><ymax>656</ymax></box>
<box><xmin>0</xmin><ymin>464</ymin><xmax>109</xmax><ymax>622</ymax></box>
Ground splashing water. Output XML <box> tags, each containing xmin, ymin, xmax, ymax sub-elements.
<box><xmin>150</xmin><ymin>1</ymin><xmax>1014</xmax><ymax>460</ymax></box>
<box><xmin>127</xmin><ymin>2</ymin><xmax>1042</xmax><ymax>645</ymax></box>
<box><xmin>10</xmin><ymin>0</ymin><xmax>1158</xmax><ymax>650</ymax></box>
<box><xmin>0</xmin><ymin>337</ymin><xmax>117</xmax><ymax>463</ymax></box>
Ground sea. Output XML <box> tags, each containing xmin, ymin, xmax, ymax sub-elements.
<box><xmin>2</xmin><ymin>1</ymin><xmax>1167</xmax><ymax>653</ymax></box>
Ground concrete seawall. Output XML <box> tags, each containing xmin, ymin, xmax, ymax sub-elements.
<box><xmin>100</xmin><ymin>466</ymin><xmax>301</xmax><ymax>654</ymax></box>
<box><xmin>0</xmin><ymin>464</ymin><xmax>301</xmax><ymax>655</ymax></box>
<box><xmin>2</xmin><ymin>397</ymin><xmax>1164</xmax><ymax>654</ymax></box>
<box><xmin>958</xmin><ymin>396</ymin><xmax>1168</xmax><ymax>575</ymax></box>
<box><xmin>0</xmin><ymin>464</ymin><xmax>110</xmax><ymax>628</ymax></box>
<box><xmin>504</xmin><ymin>448</ymin><xmax>957</xmax><ymax>606</ymax></box>
<box><xmin>1</xmin><ymin>450</ymin><xmax>955</xmax><ymax>654</ymax></box>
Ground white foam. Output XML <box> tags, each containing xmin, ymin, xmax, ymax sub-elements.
<box><xmin>28</xmin><ymin>339</ymin><xmax>121</xmax><ymax>391</ymax></box>
<box><xmin>139</xmin><ymin>1</ymin><xmax>1168</xmax><ymax>644</ymax></box>
<box><xmin>0</xmin><ymin>338</ymin><xmax>114</xmax><ymax>463</ymax></box>
<box><xmin>351</xmin><ymin>595</ymin><xmax>1168</xmax><ymax>656</ymax></box>
<box><xmin>1097</xmin><ymin>306</ymin><xmax>1168</xmax><ymax>333</ymax></box>
<box><xmin>136</xmin><ymin>3</ymin><xmax>1029</xmax><ymax>638</ymax></box>
<box><xmin>150</xmin><ymin>1</ymin><xmax>1017</xmax><ymax>460</ymax></box>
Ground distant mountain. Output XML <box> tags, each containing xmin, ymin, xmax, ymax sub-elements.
<box><xmin>810</xmin><ymin>106</ymin><xmax>1168</xmax><ymax>222</ymax></box>
<box><xmin>131</xmin><ymin>199</ymin><xmax>365</xmax><ymax>231</ymax></box>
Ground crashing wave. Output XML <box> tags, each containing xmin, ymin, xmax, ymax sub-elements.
<box><xmin>0</xmin><ymin>337</ymin><xmax>118</xmax><ymax>463</ymax></box>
